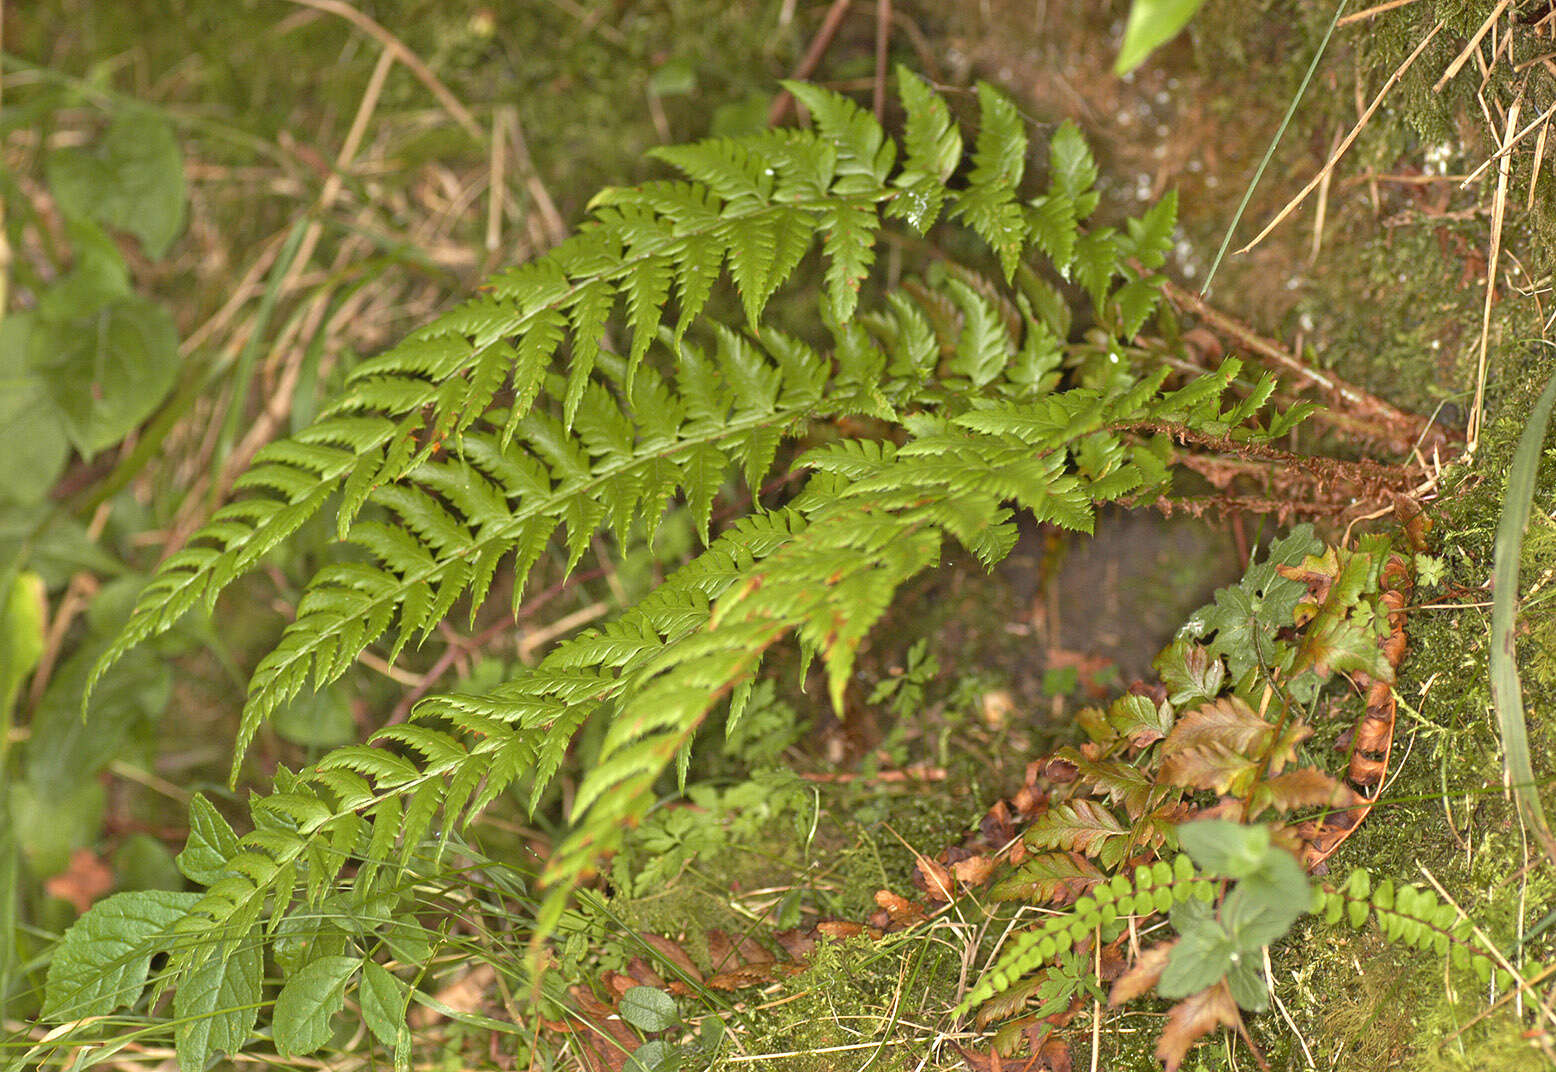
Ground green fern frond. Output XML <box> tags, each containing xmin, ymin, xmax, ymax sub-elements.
<box><xmin>953</xmin><ymin>83</ymin><xmax>1029</xmax><ymax>280</ymax></box>
<box><xmin>62</xmin><ymin>74</ymin><xmax>1327</xmax><ymax>1061</ymax></box>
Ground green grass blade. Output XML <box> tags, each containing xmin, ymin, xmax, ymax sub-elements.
<box><xmin>1491</xmin><ymin>366</ymin><xmax>1556</xmax><ymax>867</ymax></box>
<box><xmin>1199</xmin><ymin>0</ymin><xmax>1347</xmax><ymax>297</ymax></box>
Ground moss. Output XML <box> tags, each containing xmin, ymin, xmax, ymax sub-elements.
<box><xmin>716</xmin><ymin>931</ymin><xmax>963</xmax><ymax>1072</ymax></box>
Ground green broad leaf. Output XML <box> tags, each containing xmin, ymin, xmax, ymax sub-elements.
<box><xmin>1176</xmin><ymin>818</ymin><xmax>1269</xmax><ymax>880</ymax></box>
<box><xmin>41</xmin><ymin>889</ymin><xmax>201</xmax><ymax>1021</ymax></box>
<box><xmin>114</xmin><ymin>834</ymin><xmax>183</xmax><ymax>892</ymax></box>
<box><xmin>1047</xmin><ymin>121</ymin><xmax>1098</xmax><ymax>201</ymax></box>
<box><xmin>359</xmin><ymin>960</ymin><xmax>410</xmax><ymax>1049</ymax></box>
<box><xmin>177</xmin><ymin>793</ymin><xmax>241</xmax><ymax>886</ymax></box>
<box><xmin>274</xmin><ymin>683</ymin><xmax>357</xmax><ymax>748</ymax></box>
<box><xmin>1180</xmin><ymin>524</ymin><xmax>1322</xmax><ymax>681</ymax></box>
<box><xmin>25</xmin><ymin>642</ymin><xmax>171</xmax><ymax>800</ymax></box>
<box><xmin>1158</xmin><ymin>923</ymin><xmax>1233</xmax><ymax>999</ymax></box>
<box><xmin>9</xmin><ymin>779</ymin><xmax>105</xmax><ymax>879</ymax></box>
<box><xmin>1224</xmin><ymin>954</ymin><xmax>1269</xmax><ymax>1011</ymax></box>
<box><xmin>1220</xmin><ymin>881</ymin><xmax>1304</xmax><ymax>952</ymax></box>
<box><xmin>1115</xmin><ymin>0</ymin><xmax>1212</xmax><ymax>75</ymax></box>
<box><xmin>895</xmin><ymin>65</ymin><xmax>961</xmax><ymax>181</ymax></box>
<box><xmin>1073</xmin><ymin>228</ymin><xmax>1120</xmax><ymax>311</ymax></box>
<box><xmin>30</xmin><ymin>292</ymin><xmax>181</xmax><ymax>457</ymax></box>
<box><xmin>0</xmin><ymin>317</ymin><xmax>69</xmax><ymax>503</ymax></box>
<box><xmin>271</xmin><ymin>954</ymin><xmax>359</xmax><ymax>1057</ymax></box>
<box><xmin>625</xmin><ymin>1039</ymin><xmax>676</xmax><ymax>1072</ymax></box>
<box><xmin>1121</xmin><ymin>190</ymin><xmax>1178</xmax><ymax>270</ymax></box>
<box><xmin>619</xmin><ymin>985</ymin><xmax>679</xmax><ymax>1033</ymax></box>
<box><xmin>0</xmin><ymin>570</ymin><xmax>46</xmax><ymax>723</ymax></box>
<box><xmin>46</xmin><ymin>110</ymin><xmax>187</xmax><ymax>258</ymax></box>
<box><xmin>173</xmin><ymin>932</ymin><xmax>262</xmax><ymax>1072</ymax></box>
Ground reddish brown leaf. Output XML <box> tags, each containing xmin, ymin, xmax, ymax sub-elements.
<box><xmin>1159</xmin><ymin>743</ymin><xmax>1259</xmax><ymax>796</ymax></box>
<box><xmin>914</xmin><ymin>856</ymin><xmax>955</xmax><ymax>901</ymax></box>
<box><xmin>1258</xmin><ymin>767</ymin><xmax>1364</xmax><ymax>813</ymax></box>
<box><xmin>44</xmin><ymin>848</ymin><xmax>114</xmax><ymax>914</ymax></box>
<box><xmin>875</xmin><ymin>889</ymin><xmax>928</xmax><ymax>927</ymax></box>
<box><xmin>706</xmin><ymin>962</ymin><xmax>799</xmax><ymax>989</ymax></box>
<box><xmin>990</xmin><ymin>851</ymin><xmax>1104</xmax><ymax>904</ymax></box>
<box><xmin>952</xmin><ymin>853</ymin><xmax>997</xmax><ymax>887</ymax></box>
<box><xmin>774</xmin><ymin>928</ymin><xmax>817</xmax><ymax>960</ymax></box>
<box><xmin>1162</xmin><ymin>697</ymin><xmax>1271</xmax><ymax>758</ymax></box>
<box><xmin>640</xmin><ymin>934</ymin><xmax>703</xmax><ymax>984</ymax></box>
<box><xmin>1156</xmin><ymin>982</ymin><xmax>1243</xmax><ymax>1072</ymax></box>
<box><xmin>625</xmin><ymin>957</ymin><xmax>667</xmax><ymax>990</ymax></box>
<box><xmin>1110</xmin><ymin>942</ymin><xmax>1173</xmax><ymax>1006</ymax></box>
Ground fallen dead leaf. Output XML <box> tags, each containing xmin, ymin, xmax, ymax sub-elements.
<box><xmin>44</xmin><ymin>848</ymin><xmax>114</xmax><ymax>915</ymax></box>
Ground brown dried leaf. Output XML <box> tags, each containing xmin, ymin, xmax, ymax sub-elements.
<box><xmin>1159</xmin><ymin>742</ymin><xmax>1259</xmax><ymax>796</ymax></box>
<box><xmin>1258</xmin><ymin>767</ymin><xmax>1363</xmax><ymax>813</ymax></box>
<box><xmin>706</xmin><ymin>962</ymin><xmax>799</xmax><ymax>989</ymax></box>
<box><xmin>1156</xmin><ymin>982</ymin><xmax>1243</xmax><ymax>1072</ymax></box>
<box><xmin>1110</xmin><ymin>942</ymin><xmax>1173</xmax><ymax>1006</ymax></box>
<box><xmin>914</xmin><ymin>855</ymin><xmax>955</xmax><ymax>901</ymax></box>
<box><xmin>951</xmin><ymin>853</ymin><xmax>997</xmax><ymax>887</ymax></box>
<box><xmin>774</xmin><ymin>928</ymin><xmax>817</xmax><ymax>960</ymax></box>
<box><xmin>44</xmin><ymin>848</ymin><xmax>114</xmax><ymax>914</ymax></box>
<box><xmin>640</xmin><ymin>933</ymin><xmax>703</xmax><ymax>984</ymax></box>
<box><xmin>1162</xmin><ymin>697</ymin><xmax>1271</xmax><ymax>758</ymax></box>
<box><xmin>875</xmin><ymin>889</ymin><xmax>928</xmax><ymax>927</ymax></box>
<box><xmin>816</xmin><ymin>920</ymin><xmax>883</xmax><ymax>941</ymax></box>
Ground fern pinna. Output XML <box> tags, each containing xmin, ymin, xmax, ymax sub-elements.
<box><xmin>45</xmin><ymin>69</ymin><xmax>1308</xmax><ymax>1066</ymax></box>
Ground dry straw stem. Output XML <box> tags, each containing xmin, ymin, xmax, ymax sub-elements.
<box><xmin>1234</xmin><ymin>22</ymin><xmax>1442</xmax><ymax>256</ymax></box>
<box><xmin>282</xmin><ymin>0</ymin><xmax>482</xmax><ymax>140</ymax></box>
<box><xmin>1466</xmin><ymin>82</ymin><xmax>1521</xmax><ymax>456</ymax></box>
<box><xmin>169</xmin><ymin>43</ymin><xmax>398</xmax><ymax>550</ymax></box>
<box><xmin>1432</xmin><ymin>0</ymin><xmax>1514</xmax><ymax>93</ymax></box>
<box><xmin>1338</xmin><ymin>0</ymin><xmax>1422</xmax><ymax>25</ymax></box>
<box><xmin>1459</xmin><ymin>96</ymin><xmax>1556</xmax><ymax>187</ymax></box>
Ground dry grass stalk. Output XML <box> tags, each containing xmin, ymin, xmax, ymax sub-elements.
<box><xmin>1432</xmin><ymin>0</ymin><xmax>1513</xmax><ymax>93</ymax></box>
<box><xmin>1459</xmin><ymin>97</ymin><xmax>1556</xmax><ymax>187</ymax></box>
<box><xmin>283</xmin><ymin>0</ymin><xmax>481</xmax><ymax>138</ymax></box>
<box><xmin>1338</xmin><ymin>0</ymin><xmax>1423</xmax><ymax>26</ymax></box>
<box><xmin>1235</xmin><ymin>22</ymin><xmax>1443</xmax><ymax>256</ymax></box>
<box><xmin>1466</xmin><ymin>82</ymin><xmax>1522</xmax><ymax>456</ymax></box>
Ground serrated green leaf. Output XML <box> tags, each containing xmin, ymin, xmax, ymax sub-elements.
<box><xmin>42</xmin><ymin>890</ymin><xmax>200</xmax><ymax>1021</ymax></box>
<box><xmin>272</xmin><ymin>954</ymin><xmax>359</xmax><ymax>1057</ymax></box>
<box><xmin>359</xmin><ymin>960</ymin><xmax>410</xmax><ymax>1049</ymax></box>
<box><xmin>174</xmin><ymin>932</ymin><xmax>262</xmax><ymax>1072</ymax></box>
<box><xmin>177</xmin><ymin>793</ymin><xmax>241</xmax><ymax>885</ymax></box>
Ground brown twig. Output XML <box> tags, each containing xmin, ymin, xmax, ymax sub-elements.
<box><xmin>1157</xmin><ymin>279</ymin><xmax>1436</xmax><ymax>456</ymax></box>
<box><xmin>768</xmin><ymin>0</ymin><xmax>853</xmax><ymax>127</ymax></box>
<box><xmin>872</xmin><ymin>0</ymin><xmax>891</xmax><ymax>120</ymax></box>
<box><xmin>1467</xmin><ymin>80</ymin><xmax>1522</xmax><ymax>456</ymax></box>
<box><xmin>1338</xmin><ymin>0</ymin><xmax>1423</xmax><ymax>25</ymax></box>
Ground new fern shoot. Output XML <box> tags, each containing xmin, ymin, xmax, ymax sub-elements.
<box><xmin>38</xmin><ymin>69</ymin><xmax>1312</xmax><ymax>1069</ymax></box>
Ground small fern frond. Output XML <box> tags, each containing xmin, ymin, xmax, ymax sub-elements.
<box><xmin>888</xmin><ymin>66</ymin><xmax>962</xmax><ymax>234</ymax></box>
<box><xmin>954</xmin><ymin>83</ymin><xmax>1029</xmax><ymax>280</ymax></box>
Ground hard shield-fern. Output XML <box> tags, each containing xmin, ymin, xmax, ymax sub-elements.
<box><xmin>49</xmin><ymin>69</ymin><xmax>1310</xmax><ymax>1067</ymax></box>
